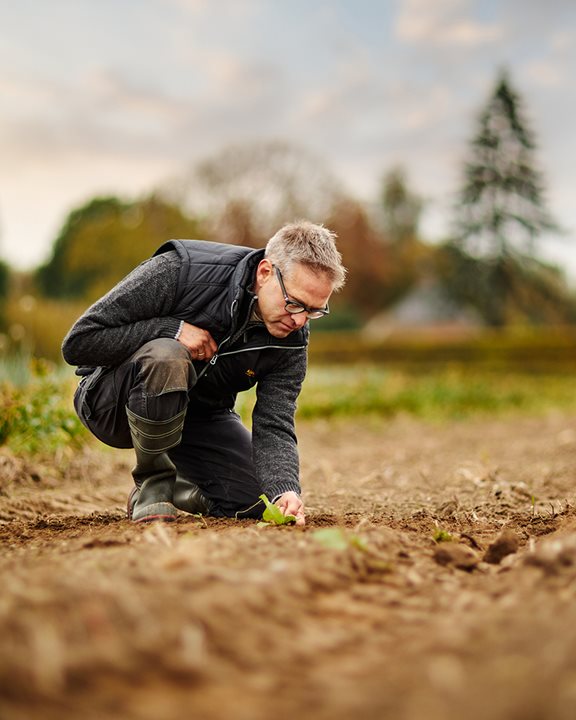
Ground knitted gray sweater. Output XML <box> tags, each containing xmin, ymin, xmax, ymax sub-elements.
<box><xmin>62</xmin><ymin>250</ymin><xmax>307</xmax><ymax>499</ymax></box>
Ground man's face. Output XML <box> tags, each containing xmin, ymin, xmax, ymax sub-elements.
<box><xmin>254</xmin><ymin>260</ymin><xmax>333</xmax><ymax>338</ymax></box>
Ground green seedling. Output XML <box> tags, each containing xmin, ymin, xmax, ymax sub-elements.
<box><xmin>312</xmin><ymin>527</ymin><xmax>369</xmax><ymax>552</ymax></box>
<box><xmin>432</xmin><ymin>528</ymin><xmax>454</xmax><ymax>543</ymax></box>
<box><xmin>190</xmin><ymin>513</ymin><xmax>208</xmax><ymax>527</ymax></box>
<box><xmin>259</xmin><ymin>494</ymin><xmax>296</xmax><ymax>526</ymax></box>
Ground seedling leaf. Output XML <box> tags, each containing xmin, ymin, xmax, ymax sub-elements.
<box><xmin>259</xmin><ymin>494</ymin><xmax>296</xmax><ymax>525</ymax></box>
<box><xmin>312</xmin><ymin>528</ymin><xmax>349</xmax><ymax>550</ymax></box>
<box><xmin>312</xmin><ymin>528</ymin><xmax>369</xmax><ymax>552</ymax></box>
<box><xmin>433</xmin><ymin>528</ymin><xmax>454</xmax><ymax>543</ymax></box>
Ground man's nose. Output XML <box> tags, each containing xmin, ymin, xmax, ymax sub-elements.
<box><xmin>293</xmin><ymin>312</ymin><xmax>308</xmax><ymax>328</ymax></box>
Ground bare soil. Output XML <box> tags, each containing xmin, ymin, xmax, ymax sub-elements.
<box><xmin>1</xmin><ymin>412</ymin><xmax>576</xmax><ymax>720</ymax></box>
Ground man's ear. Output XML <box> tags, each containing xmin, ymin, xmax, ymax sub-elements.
<box><xmin>255</xmin><ymin>259</ymin><xmax>273</xmax><ymax>290</ymax></box>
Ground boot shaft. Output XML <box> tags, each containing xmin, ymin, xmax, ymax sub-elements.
<box><xmin>126</xmin><ymin>406</ymin><xmax>186</xmax><ymax>454</ymax></box>
<box><xmin>126</xmin><ymin>406</ymin><xmax>186</xmax><ymax>522</ymax></box>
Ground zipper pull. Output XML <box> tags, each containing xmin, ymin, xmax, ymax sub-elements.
<box><xmin>209</xmin><ymin>354</ymin><xmax>219</xmax><ymax>365</ymax></box>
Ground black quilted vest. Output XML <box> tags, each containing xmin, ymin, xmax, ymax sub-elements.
<box><xmin>153</xmin><ymin>239</ymin><xmax>309</xmax><ymax>412</ymax></box>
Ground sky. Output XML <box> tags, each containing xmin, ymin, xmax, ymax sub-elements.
<box><xmin>2</xmin><ymin>0</ymin><xmax>576</xmax><ymax>279</ymax></box>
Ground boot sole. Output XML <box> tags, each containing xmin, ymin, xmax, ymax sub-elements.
<box><xmin>133</xmin><ymin>513</ymin><xmax>177</xmax><ymax>523</ymax></box>
<box><xmin>127</xmin><ymin>488</ymin><xmax>179</xmax><ymax>522</ymax></box>
<box><xmin>131</xmin><ymin>500</ymin><xmax>178</xmax><ymax>523</ymax></box>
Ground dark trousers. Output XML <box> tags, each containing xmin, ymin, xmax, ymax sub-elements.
<box><xmin>74</xmin><ymin>339</ymin><xmax>263</xmax><ymax>518</ymax></box>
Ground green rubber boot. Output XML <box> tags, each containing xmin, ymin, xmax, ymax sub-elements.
<box><xmin>126</xmin><ymin>406</ymin><xmax>186</xmax><ymax>523</ymax></box>
<box><xmin>173</xmin><ymin>475</ymin><xmax>212</xmax><ymax>516</ymax></box>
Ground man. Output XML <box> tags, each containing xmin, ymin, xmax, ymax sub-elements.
<box><xmin>62</xmin><ymin>221</ymin><xmax>346</xmax><ymax>526</ymax></box>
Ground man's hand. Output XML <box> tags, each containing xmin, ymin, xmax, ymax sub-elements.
<box><xmin>275</xmin><ymin>491</ymin><xmax>305</xmax><ymax>527</ymax></box>
<box><xmin>177</xmin><ymin>323</ymin><xmax>218</xmax><ymax>361</ymax></box>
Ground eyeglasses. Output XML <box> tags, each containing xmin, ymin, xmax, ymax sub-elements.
<box><xmin>274</xmin><ymin>265</ymin><xmax>329</xmax><ymax>320</ymax></box>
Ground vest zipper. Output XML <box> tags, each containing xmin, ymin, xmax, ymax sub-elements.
<box><xmin>196</xmin><ymin>296</ymin><xmax>306</xmax><ymax>380</ymax></box>
<box><xmin>196</xmin><ymin>296</ymin><xmax>256</xmax><ymax>380</ymax></box>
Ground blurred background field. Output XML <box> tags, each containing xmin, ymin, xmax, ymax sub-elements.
<box><xmin>2</xmin><ymin>349</ymin><xmax>575</xmax><ymax>459</ymax></box>
<box><xmin>0</xmin><ymin>65</ymin><xmax>575</xmax><ymax>460</ymax></box>
<box><xmin>237</xmin><ymin>361</ymin><xmax>576</xmax><ymax>423</ymax></box>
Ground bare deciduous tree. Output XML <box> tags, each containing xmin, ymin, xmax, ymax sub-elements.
<box><xmin>171</xmin><ymin>140</ymin><xmax>347</xmax><ymax>246</ymax></box>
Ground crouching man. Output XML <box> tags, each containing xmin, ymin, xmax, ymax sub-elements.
<box><xmin>62</xmin><ymin>221</ymin><xmax>346</xmax><ymax>526</ymax></box>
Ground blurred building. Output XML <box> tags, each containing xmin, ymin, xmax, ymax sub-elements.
<box><xmin>362</xmin><ymin>278</ymin><xmax>485</xmax><ymax>340</ymax></box>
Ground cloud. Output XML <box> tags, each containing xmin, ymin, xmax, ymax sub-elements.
<box><xmin>551</xmin><ymin>30</ymin><xmax>576</xmax><ymax>52</ymax></box>
<box><xmin>198</xmin><ymin>51</ymin><xmax>284</xmax><ymax>103</ymax></box>
<box><xmin>524</xmin><ymin>60</ymin><xmax>565</xmax><ymax>88</ymax></box>
<box><xmin>1</xmin><ymin>0</ymin><xmax>575</xmax><ymax>273</ymax></box>
<box><xmin>160</xmin><ymin>0</ymin><xmax>208</xmax><ymax>11</ymax></box>
<box><xmin>0</xmin><ymin>70</ymin><xmax>190</xmax><ymax>170</ymax></box>
<box><xmin>501</xmin><ymin>0</ymin><xmax>576</xmax><ymax>36</ymax></box>
<box><xmin>395</xmin><ymin>0</ymin><xmax>502</xmax><ymax>46</ymax></box>
<box><xmin>159</xmin><ymin>0</ymin><xmax>262</xmax><ymax>19</ymax></box>
<box><xmin>518</xmin><ymin>26</ymin><xmax>576</xmax><ymax>91</ymax></box>
<box><xmin>0</xmin><ymin>73</ymin><xmax>58</xmax><ymax>111</ymax></box>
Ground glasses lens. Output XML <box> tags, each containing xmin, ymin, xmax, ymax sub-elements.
<box><xmin>307</xmin><ymin>310</ymin><xmax>327</xmax><ymax>320</ymax></box>
<box><xmin>285</xmin><ymin>302</ymin><xmax>306</xmax><ymax>314</ymax></box>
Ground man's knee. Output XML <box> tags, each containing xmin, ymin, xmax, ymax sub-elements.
<box><xmin>134</xmin><ymin>339</ymin><xmax>195</xmax><ymax>396</ymax></box>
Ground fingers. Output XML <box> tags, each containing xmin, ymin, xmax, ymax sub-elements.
<box><xmin>178</xmin><ymin>324</ymin><xmax>218</xmax><ymax>361</ymax></box>
<box><xmin>293</xmin><ymin>511</ymin><xmax>306</xmax><ymax>527</ymax></box>
<box><xmin>283</xmin><ymin>506</ymin><xmax>305</xmax><ymax>527</ymax></box>
<box><xmin>202</xmin><ymin>333</ymin><xmax>218</xmax><ymax>357</ymax></box>
<box><xmin>191</xmin><ymin>345</ymin><xmax>211</xmax><ymax>361</ymax></box>
<box><xmin>276</xmin><ymin>492</ymin><xmax>306</xmax><ymax>527</ymax></box>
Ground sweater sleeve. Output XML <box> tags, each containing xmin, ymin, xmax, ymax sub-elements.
<box><xmin>251</xmin><ymin>347</ymin><xmax>307</xmax><ymax>500</ymax></box>
<box><xmin>61</xmin><ymin>252</ymin><xmax>183</xmax><ymax>367</ymax></box>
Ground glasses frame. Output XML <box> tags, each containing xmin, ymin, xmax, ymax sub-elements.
<box><xmin>273</xmin><ymin>265</ymin><xmax>330</xmax><ymax>320</ymax></box>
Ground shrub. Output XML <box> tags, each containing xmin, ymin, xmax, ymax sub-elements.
<box><xmin>0</xmin><ymin>357</ymin><xmax>88</xmax><ymax>454</ymax></box>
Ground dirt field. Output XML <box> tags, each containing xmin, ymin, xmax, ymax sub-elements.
<box><xmin>1</xmin><ymin>411</ymin><xmax>576</xmax><ymax>720</ymax></box>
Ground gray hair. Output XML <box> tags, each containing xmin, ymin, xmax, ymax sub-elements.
<box><xmin>265</xmin><ymin>221</ymin><xmax>347</xmax><ymax>291</ymax></box>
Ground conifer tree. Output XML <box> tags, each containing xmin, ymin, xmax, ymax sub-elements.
<box><xmin>448</xmin><ymin>69</ymin><xmax>570</xmax><ymax>326</ymax></box>
<box><xmin>454</xmin><ymin>69</ymin><xmax>557</xmax><ymax>259</ymax></box>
